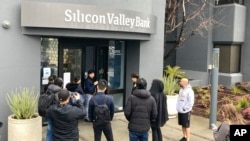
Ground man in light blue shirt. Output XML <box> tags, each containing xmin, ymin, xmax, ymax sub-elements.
<box><xmin>176</xmin><ymin>78</ymin><xmax>194</xmax><ymax>141</ymax></box>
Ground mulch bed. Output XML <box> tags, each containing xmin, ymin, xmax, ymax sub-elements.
<box><xmin>191</xmin><ymin>85</ymin><xmax>250</xmax><ymax>122</ymax></box>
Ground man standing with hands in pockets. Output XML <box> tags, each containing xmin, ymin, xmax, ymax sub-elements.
<box><xmin>176</xmin><ymin>78</ymin><xmax>194</xmax><ymax>141</ymax></box>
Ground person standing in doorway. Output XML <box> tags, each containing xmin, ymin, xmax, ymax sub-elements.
<box><xmin>150</xmin><ymin>79</ymin><xmax>169</xmax><ymax>141</ymax></box>
<box><xmin>131</xmin><ymin>72</ymin><xmax>139</xmax><ymax>94</ymax></box>
<box><xmin>44</xmin><ymin>75</ymin><xmax>57</xmax><ymax>92</ymax></box>
<box><xmin>176</xmin><ymin>78</ymin><xmax>194</xmax><ymax>141</ymax></box>
<box><xmin>84</xmin><ymin>69</ymin><xmax>98</xmax><ymax>121</ymax></box>
<box><xmin>124</xmin><ymin>78</ymin><xmax>157</xmax><ymax>141</ymax></box>
<box><xmin>88</xmin><ymin>79</ymin><xmax>114</xmax><ymax>141</ymax></box>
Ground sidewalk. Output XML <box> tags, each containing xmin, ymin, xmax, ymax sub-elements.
<box><xmin>42</xmin><ymin>113</ymin><xmax>217</xmax><ymax>141</ymax></box>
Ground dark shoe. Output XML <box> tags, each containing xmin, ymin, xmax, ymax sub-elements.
<box><xmin>179</xmin><ymin>137</ymin><xmax>187</xmax><ymax>141</ymax></box>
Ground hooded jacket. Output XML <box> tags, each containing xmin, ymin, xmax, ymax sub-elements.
<box><xmin>176</xmin><ymin>84</ymin><xmax>194</xmax><ymax>113</ymax></box>
<box><xmin>47</xmin><ymin>84</ymin><xmax>62</xmax><ymax>104</ymax></box>
<box><xmin>150</xmin><ymin>79</ymin><xmax>169</xmax><ymax>128</ymax></box>
<box><xmin>124</xmin><ymin>89</ymin><xmax>157</xmax><ymax>132</ymax></box>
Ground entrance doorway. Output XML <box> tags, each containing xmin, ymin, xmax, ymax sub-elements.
<box><xmin>41</xmin><ymin>38</ymin><xmax>125</xmax><ymax>111</ymax></box>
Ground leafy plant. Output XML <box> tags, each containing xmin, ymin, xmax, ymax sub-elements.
<box><xmin>200</xmin><ymin>92</ymin><xmax>210</xmax><ymax>108</ymax></box>
<box><xmin>163</xmin><ymin>76</ymin><xmax>178</xmax><ymax>96</ymax></box>
<box><xmin>163</xmin><ymin>65</ymin><xmax>186</xmax><ymax>80</ymax></box>
<box><xmin>235</xmin><ymin>97</ymin><xmax>250</xmax><ymax>111</ymax></box>
<box><xmin>230</xmin><ymin>86</ymin><xmax>243</xmax><ymax>95</ymax></box>
<box><xmin>6</xmin><ymin>87</ymin><xmax>39</xmax><ymax>119</ymax></box>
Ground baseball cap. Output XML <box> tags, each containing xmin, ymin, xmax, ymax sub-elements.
<box><xmin>58</xmin><ymin>89</ymin><xmax>70</xmax><ymax>101</ymax></box>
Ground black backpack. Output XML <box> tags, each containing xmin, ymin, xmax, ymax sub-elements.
<box><xmin>38</xmin><ymin>90</ymin><xmax>56</xmax><ymax>117</ymax></box>
<box><xmin>93</xmin><ymin>95</ymin><xmax>111</xmax><ymax>125</ymax></box>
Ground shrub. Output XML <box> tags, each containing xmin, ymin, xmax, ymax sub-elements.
<box><xmin>163</xmin><ymin>65</ymin><xmax>186</xmax><ymax>80</ymax></box>
<box><xmin>235</xmin><ymin>97</ymin><xmax>250</xmax><ymax>111</ymax></box>
<box><xmin>6</xmin><ymin>87</ymin><xmax>39</xmax><ymax>119</ymax></box>
<box><xmin>163</xmin><ymin>76</ymin><xmax>178</xmax><ymax>95</ymax></box>
<box><xmin>230</xmin><ymin>86</ymin><xmax>243</xmax><ymax>95</ymax></box>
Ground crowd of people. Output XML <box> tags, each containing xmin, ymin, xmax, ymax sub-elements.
<box><xmin>41</xmin><ymin>69</ymin><xmax>248</xmax><ymax>141</ymax></box>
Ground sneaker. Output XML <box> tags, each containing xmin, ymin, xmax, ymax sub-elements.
<box><xmin>84</xmin><ymin>118</ymin><xmax>91</xmax><ymax>122</ymax></box>
<box><xmin>179</xmin><ymin>137</ymin><xmax>187</xmax><ymax>141</ymax></box>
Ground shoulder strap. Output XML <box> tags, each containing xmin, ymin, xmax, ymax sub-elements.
<box><xmin>93</xmin><ymin>95</ymin><xmax>108</xmax><ymax>106</ymax></box>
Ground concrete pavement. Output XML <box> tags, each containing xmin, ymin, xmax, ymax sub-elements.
<box><xmin>42</xmin><ymin>112</ymin><xmax>217</xmax><ymax>141</ymax></box>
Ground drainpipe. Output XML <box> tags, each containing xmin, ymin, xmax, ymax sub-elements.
<box><xmin>209</xmin><ymin>48</ymin><xmax>220</xmax><ymax>129</ymax></box>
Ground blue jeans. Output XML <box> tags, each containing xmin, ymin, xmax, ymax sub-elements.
<box><xmin>85</xmin><ymin>94</ymin><xmax>92</xmax><ymax>120</ymax></box>
<box><xmin>46</xmin><ymin>118</ymin><xmax>52</xmax><ymax>141</ymax></box>
<box><xmin>129</xmin><ymin>131</ymin><xmax>148</xmax><ymax>141</ymax></box>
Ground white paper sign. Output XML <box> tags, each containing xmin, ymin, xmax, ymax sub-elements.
<box><xmin>63</xmin><ymin>72</ymin><xmax>71</xmax><ymax>88</ymax></box>
<box><xmin>43</xmin><ymin>67</ymin><xmax>51</xmax><ymax>78</ymax></box>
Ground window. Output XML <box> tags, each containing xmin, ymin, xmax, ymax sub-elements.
<box><xmin>214</xmin><ymin>44</ymin><xmax>241</xmax><ymax>73</ymax></box>
<box><xmin>215</xmin><ymin>0</ymin><xmax>244</xmax><ymax>5</ymax></box>
<box><xmin>40</xmin><ymin>38</ymin><xmax>59</xmax><ymax>93</ymax></box>
<box><xmin>108</xmin><ymin>41</ymin><xmax>125</xmax><ymax>89</ymax></box>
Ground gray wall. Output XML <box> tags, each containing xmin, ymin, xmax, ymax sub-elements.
<box><xmin>0</xmin><ymin>0</ymin><xmax>40</xmax><ymax>140</ymax></box>
<box><xmin>1</xmin><ymin>0</ymin><xmax>165</xmax><ymax>140</ymax></box>
<box><xmin>241</xmin><ymin>1</ymin><xmax>250</xmax><ymax>81</ymax></box>
<box><xmin>139</xmin><ymin>0</ymin><xmax>165</xmax><ymax>89</ymax></box>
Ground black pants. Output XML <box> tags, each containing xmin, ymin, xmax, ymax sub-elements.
<box><xmin>151</xmin><ymin>127</ymin><xmax>162</xmax><ymax>141</ymax></box>
<box><xmin>93</xmin><ymin>122</ymin><xmax>114</xmax><ymax>141</ymax></box>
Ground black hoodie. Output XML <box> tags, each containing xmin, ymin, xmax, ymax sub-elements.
<box><xmin>124</xmin><ymin>89</ymin><xmax>157</xmax><ymax>132</ymax></box>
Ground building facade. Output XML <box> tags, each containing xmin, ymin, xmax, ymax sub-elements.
<box><xmin>0</xmin><ymin>0</ymin><xmax>165</xmax><ymax>140</ymax></box>
<box><xmin>167</xmin><ymin>0</ymin><xmax>249</xmax><ymax>87</ymax></box>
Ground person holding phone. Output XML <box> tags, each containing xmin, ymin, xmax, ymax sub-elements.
<box><xmin>47</xmin><ymin>89</ymin><xmax>86</xmax><ymax>141</ymax></box>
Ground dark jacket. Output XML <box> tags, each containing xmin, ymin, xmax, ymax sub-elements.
<box><xmin>66</xmin><ymin>82</ymin><xmax>85</xmax><ymax>95</ymax></box>
<box><xmin>131</xmin><ymin>82</ymin><xmax>137</xmax><ymax>94</ymax></box>
<box><xmin>47</xmin><ymin>100</ymin><xmax>86</xmax><ymax>141</ymax></box>
<box><xmin>84</xmin><ymin>77</ymin><xmax>96</xmax><ymax>94</ymax></box>
<box><xmin>150</xmin><ymin>80</ymin><xmax>169</xmax><ymax>128</ymax></box>
<box><xmin>47</xmin><ymin>84</ymin><xmax>62</xmax><ymax>104</ymax></box>
<box><xmin>124</xmin><ymin>89</ymin><xmax>157</xmax><ymax>132</ymax></box>
<box><xmin>88</xmin><ymin>92</ymin><xmax>115</xmax><ymax>123</ymax></box>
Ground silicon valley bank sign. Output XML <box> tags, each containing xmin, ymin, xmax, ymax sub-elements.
<box><xmin>21</xmin><ymin>1</ymin><xmax>156</xmax><ymax>34</ymax></box>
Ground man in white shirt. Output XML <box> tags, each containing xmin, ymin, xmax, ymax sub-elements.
<box><xmin>176</xmin><ymin>78</ymin><xmax>194</xmax><ymax>141</ymax></box>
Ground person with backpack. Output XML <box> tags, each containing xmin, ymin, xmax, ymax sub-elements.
<box><xmin>47</xmin><ymin>89</ymin><xmax>86</xmax><ymax>141</ymax></box>
<box><xmin>88</xmin><ymin>79</ymin><xmax>114</xmax><ymax>141</ymax></box>
<box><xmin>84</xmin><ymin>69</ymin><xmax>98</xmax><ymax>121</ymax></box>
<box><xmin>124</xmin><ymin>78</ymin><xmax>157</xmax><ymax>141</ymax></box>
<box><xmin>39</xmin><ymin>77</ymin><xmax>63</xmax><ymax>141</ymax></box>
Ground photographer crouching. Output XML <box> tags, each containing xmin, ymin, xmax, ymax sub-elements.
<box><xmin>47</xmin><ymin>89</ymin><xmax>86</xmax><ymax>141</ymax></box>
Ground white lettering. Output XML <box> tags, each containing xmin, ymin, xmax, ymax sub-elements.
<box><xmin>92</xmin><ymin>15</ymin><xmax>99</xmax><ymax>23</ymax></box>
<box><xmin>64</xmin><ymin>9</ymin><xmax>72</xmax><ymax>22</ymax></box>
<box><xmin>107</xmin><ymin>13</ymin><xmax>114</xmax><ymax>24</ymax></box>
<box><xmin>130</xmin><ymin>18</ymin><xmax>135</xmax><ymax>29</ymax></box>
<box><xmin>234</xmin><ymin>129</ymin><xmax>247</xmax><ymax>136</ymax></box>
<box><xmin>85</xmin><ymin>14</ymin><xmax>91</xmax><ymax>23</ymax></box>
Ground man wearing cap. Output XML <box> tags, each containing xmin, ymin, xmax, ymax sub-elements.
<box><xmin>88</xmin><ymin>79</ymin><xmax>115</xmax><ymax>141</ymax></box>
<box><xmin>47</xmin><ymin>89</ymin><xmax>86</xmax><ymax>141</ymax></box>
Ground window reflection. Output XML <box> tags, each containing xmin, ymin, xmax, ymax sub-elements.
<box><xmin>108</xmin><ymin>41</ymin><xmax>125</xmax><ymax>89</ymax></box>
<box><xmin>40</xmin><ymin>38</ymin><xmax>59</xmax><ymax>92</ymax></box>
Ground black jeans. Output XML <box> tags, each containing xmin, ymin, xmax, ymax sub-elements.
<box><xmin>151</xmin><ymin>127</ymin><xmax>162</xmax><ymax>141</ymax></box>
<box><xmin>93</xmin><ymin>122</ymin><xmax>114</xmax><ymax>141</ymax></box>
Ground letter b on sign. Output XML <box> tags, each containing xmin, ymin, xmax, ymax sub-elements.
<box><xmin>230</xmin><ymin>125</ymin><xmax>250</xmax><ymax>140</ymax></box>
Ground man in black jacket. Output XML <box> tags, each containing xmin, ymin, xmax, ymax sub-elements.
<box><xmin>47</xmin><ymin>89</ymin><xmax>86</xmax><ymax>141</ymax></box>
<box><xmin>124</xmin><ymin>78</ymin><xmax>157</xmax><ymax>141</ymax></box>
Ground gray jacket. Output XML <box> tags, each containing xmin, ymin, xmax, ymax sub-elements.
<box><xmin>124</xmin><ymin>89</ymin><xmax>157</xmax><ymax>132</ymax></box>
<box><xmin>213</xmin><ymin>121</ymin><xmax>230</xmax><ymax>141</ymax></box>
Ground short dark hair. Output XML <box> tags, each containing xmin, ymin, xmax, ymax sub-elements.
<box><xmin>97</xmin><ymin>79</ymin><xmax>108</xmax><ymax>90</ymax></box>
<box><xmin>54</xmin><ymin>77</ymin><xmax>63</xmax><ymax>87</ymax></box>
<box><xmin>48</xmin><ymin>75</ymin><xmax>57</xmax><ymax>82</ymax></box>
<box><xmin>88</xmin><ymin>69</ymin><xmax>95</xmax><ymax>75</ymax></box>
<box><xmin>131</xmin><ymin>72</ymin><xmax>139</xmax><ymax>79</ymax></box>
<box><xmin>136</xmin><ymin>78</ymin><xmax>147</xmax><ymax>89</ymax></box>
<box><xmin>74</xmin><ymin>75</ymin><xmax>81</xmax><ymax>83</ymax></box>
